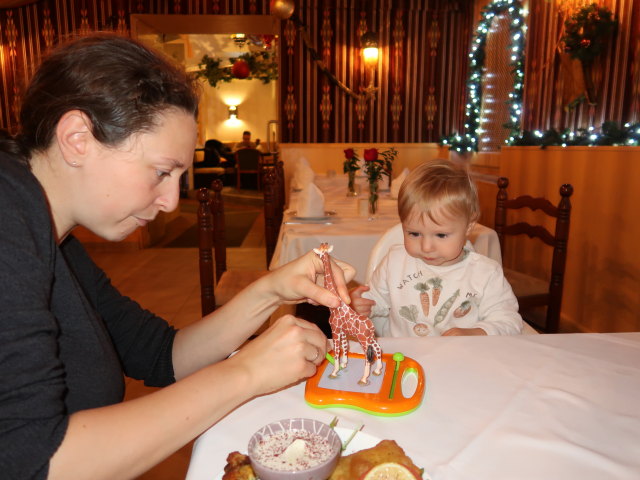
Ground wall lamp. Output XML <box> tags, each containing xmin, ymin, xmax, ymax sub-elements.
<box><xmin>228</xmin><ymin>105</ymin><xmax>239</xmax><ymax>120</ymax></box>
<box><xmin>231</xmin><ymin>33</ymin><xmax>247</xmax><ymax>47</ymax></box>
<box><xmin>361</xmin><ymin>32</ymin><xmax>379</xmax><ymax>95</ymax></box>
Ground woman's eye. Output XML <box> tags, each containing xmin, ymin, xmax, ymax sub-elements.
<box><xmin>156</xmin><ymin>170</ymin><xmax>171</xmax><ymax>179</ymax></box>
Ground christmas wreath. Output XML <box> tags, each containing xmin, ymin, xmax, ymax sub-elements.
<box><xmin>562</xmin><ymin>3</ymin><xmax>617</xmax><ymax>66</ymax></box>
<box><xmin>196</xmin><ymin>51</ymin><xmax>278</xmax><ymax>88</ymax></box>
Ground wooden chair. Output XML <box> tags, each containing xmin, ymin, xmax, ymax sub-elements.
<box><xmin>262</xmin><ymin>162</ymin><xmax>286</xmax><ymax>267</ymax></box>
<box><xmin>235</xmin><ymin>148</ymin><xmax>261</xmax><ymax>190</ymax></box>
<box><xmin>197</xmin><ymin>180</ymin><xmax>267</xmax><ymax>316</ymax></box>
<box><xmin>494</xmin><ymin>177</ymin><xmax>573</xmax><ymax>333</ymax></box>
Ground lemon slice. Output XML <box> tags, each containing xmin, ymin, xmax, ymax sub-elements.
<box><xmin>361</xmin><ymin>462</ymin><xmax>419</xmax><ymax>480</ymax></box>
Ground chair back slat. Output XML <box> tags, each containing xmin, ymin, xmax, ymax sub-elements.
<box><xmin>502</xmin><ymin>222</ymin><xmax>556</xmax><ymax>246</ymax></box>
<box><xmin>504</xmin><ymin>195</ymin><xmax>558</xmax><ymax>217</ymax></box>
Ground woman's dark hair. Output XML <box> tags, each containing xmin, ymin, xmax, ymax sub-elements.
<box><xmin>3</xmin><ymin>33</ymin><xmax>199</xmax><ymax>162</ymax></box>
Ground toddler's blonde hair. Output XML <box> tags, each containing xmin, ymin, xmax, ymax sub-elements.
<box><xmin>398</xmin><ymin>159</ymin><xmax>480</xmax><ymax>225</ymax></box>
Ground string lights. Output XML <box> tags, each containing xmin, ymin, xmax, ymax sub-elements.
<box><xmin>441</xmin><ymin>0</ymin><xmax>527</xmax><ymax>153</ymax></box>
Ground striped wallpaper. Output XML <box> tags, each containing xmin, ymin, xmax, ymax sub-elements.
<box><xmin>1</xmin><ymin>0</ymin><xmax>638</xmax><ymax>143</ymax></box>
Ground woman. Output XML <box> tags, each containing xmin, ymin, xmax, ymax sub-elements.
<box><xmin>0</xmin><ymin>34</ymin><xmax>350</xmax><ymax>479</ymax></box>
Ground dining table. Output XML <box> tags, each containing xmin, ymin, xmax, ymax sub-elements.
<box><xmin>186</xmin><ymin>332</ymin><xmax>640</xmax><ymax>480</ymax></box>
<box><xmin>269</xmin><ymin>174</ymin><xmax>502</xmax><ymax>284</ymax></box>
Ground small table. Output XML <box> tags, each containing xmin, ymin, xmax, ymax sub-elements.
<box><xmin>186</xmin><ymin>333</ymin><xmax>640</xmax><ymax>480</ymax></box>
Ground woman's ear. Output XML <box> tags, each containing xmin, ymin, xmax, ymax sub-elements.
<box><xmin>55</xmin><ymin>110</ymin><xmax>94</xmax><ymax>167</ymax></box>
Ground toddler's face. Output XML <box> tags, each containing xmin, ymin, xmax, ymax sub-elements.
<box><xmin>402</xmin><ymin>206</ymin><xmax>473</xmax><ymax>267</ymax></box>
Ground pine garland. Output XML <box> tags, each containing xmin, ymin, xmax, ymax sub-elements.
<box><xmin>511</xmin><ymin>122</ymin><xmax>640</xmax><ymax>148</ymax></box>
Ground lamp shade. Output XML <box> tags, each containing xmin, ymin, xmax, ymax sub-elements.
<box><xmin>361</xmin><ymin>32</ymin><xmax>379</xmax><ymax>64</ymax></box>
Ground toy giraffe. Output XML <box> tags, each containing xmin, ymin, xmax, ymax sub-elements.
<box><xmin>313</xmin><ymin>243</ymin><xmax>383</xmax><ymax>385</ymax></box>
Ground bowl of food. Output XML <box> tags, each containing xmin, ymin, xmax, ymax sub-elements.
<box><xmin>248</xmin><ymin>418</ymin><xmax>342</xmax><ymax>480</ymax></box>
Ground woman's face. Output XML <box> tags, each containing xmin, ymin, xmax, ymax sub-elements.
<box><xmin>77</xmin><ymin>109</ymin><xmax>197</xmax><ymax>241</ymax></box>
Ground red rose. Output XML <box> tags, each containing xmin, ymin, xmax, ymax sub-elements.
<box><xmin>344</xmin><ymin>148</ymin><xmax>355</xmax><ymax>160</ymax></box>
<box><xmin>364</xmin><ymin>148</ymin><xmax>378</xmax><ymax>161</ymax></box>
<box><xmin>231</xmin><ymin>59</ymin><xmax>250</xmax><ymax>79</ymax></box>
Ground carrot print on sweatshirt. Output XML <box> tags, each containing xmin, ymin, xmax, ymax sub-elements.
<box><xmin>414</xmin><ymin>282</ymin><xmax>430</xmax><ymax>316</ymax></box>
<box><xmin>428</xmin><ymin>277</ymin><xmax>443</xmax><ymax>306</ymax></box>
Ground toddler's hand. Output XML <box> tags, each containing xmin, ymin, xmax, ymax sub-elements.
<box><xmin>442</xmin><ymin>327</ymin><xmax>487</xmax><ymax>336</ymax></box>
<box><xmin>349</xmin><ymin>285</ymin><xmax>375</xmax><ymax>317</ymax></box>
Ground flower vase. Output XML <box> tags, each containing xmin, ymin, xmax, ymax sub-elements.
<box><xmin>347</xmin><ymin>170</ymin><xmax>358</xmax><ymax>197</ymax></box>
<box><xmin>368</xmin><ymin>181</ymin><xmax>379</xmax><ymax>216</ymax></box>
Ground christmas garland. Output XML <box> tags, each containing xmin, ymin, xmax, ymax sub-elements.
<box><xmin>441</xmin><ymin>0</ymin><xmax>527</xmax><ymax>153</ymax></box>
<box><xmin>196</xmin><ymin>51</ymin><xmax>278</xmax><ymax>88</ymax></box>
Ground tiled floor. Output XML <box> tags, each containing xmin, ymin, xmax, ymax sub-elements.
<box><xmin>85</xmin><ymin>192</ymin><xmax>267</xmax><ymax>480</ymax></box>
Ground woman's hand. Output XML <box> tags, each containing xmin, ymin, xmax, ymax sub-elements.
<box><xmin>226</xmin><ymin>315</ymin><xmax>328</xmax><ymax>396</ymax></box>
<box><xmin>349</xmin><ymin>285</ymin><xmax>376</xmax><ymax>316</ymax></box>
<box><xmin>260</xmin><ymin>249</ymin><xmax>355</xmax><ymax>309</ymax></box>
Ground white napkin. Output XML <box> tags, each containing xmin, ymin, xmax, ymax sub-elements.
<box><xmin>291</xmin><ymin>157</ymin><xmax>315</xmax><ymax>191</ymax></box>
<box><xmin>296</xmin><ymin>183</ymin><xmax>325</xmax><ymax>217</ymax></box>
<box><xmin>390</xmin><ymin>167</ymin><xmax>410</xmax><ymax>199</ymax></box>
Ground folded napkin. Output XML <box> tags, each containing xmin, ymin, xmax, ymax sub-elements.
<box><xmin>296</xmin><ymin>182</ymin><xmax>325</xmax><ymax>217</ymax></box>
<box><xmin>291</xmin><ymin>157</ymin><xmax>315</xmax><ymax>191</ymax></box>
<box><xmin>390</xmin><ymin>167</ymin><xmax>410</xmax><ymax>199</ymax></box>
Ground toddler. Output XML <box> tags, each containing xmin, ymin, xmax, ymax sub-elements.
<box><xmin>351</xmin><ymin>159</ymin><xmax>523</xmax><ymax>337</ymax></box>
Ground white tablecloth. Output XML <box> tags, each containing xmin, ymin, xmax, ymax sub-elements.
<box><xmin>186</xmin><ymin>333</ymin><xmax>640</xmax><ymax>480</ymax></box>
<box><xmin>269</xmin><ymin>175</ymin><xmax>502</xmax><ymax>284</ymax></box>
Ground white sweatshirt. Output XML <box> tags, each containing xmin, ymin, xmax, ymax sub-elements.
<box><xmin>365</xmin><ymin>245</ymin><xmax>523</xmax><ymax>337</ymax></box>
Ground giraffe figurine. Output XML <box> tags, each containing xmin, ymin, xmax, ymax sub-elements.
<box><xmin>313</xmin><ymin>243</ymin><xmax>383</xmax><ymax>385</ymax></box>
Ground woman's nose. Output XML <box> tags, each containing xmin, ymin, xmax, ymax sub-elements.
<box><xmin>156</xmin><ymin>177</ymin><xmax>181</xmax><ymax>213</ymax></box>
